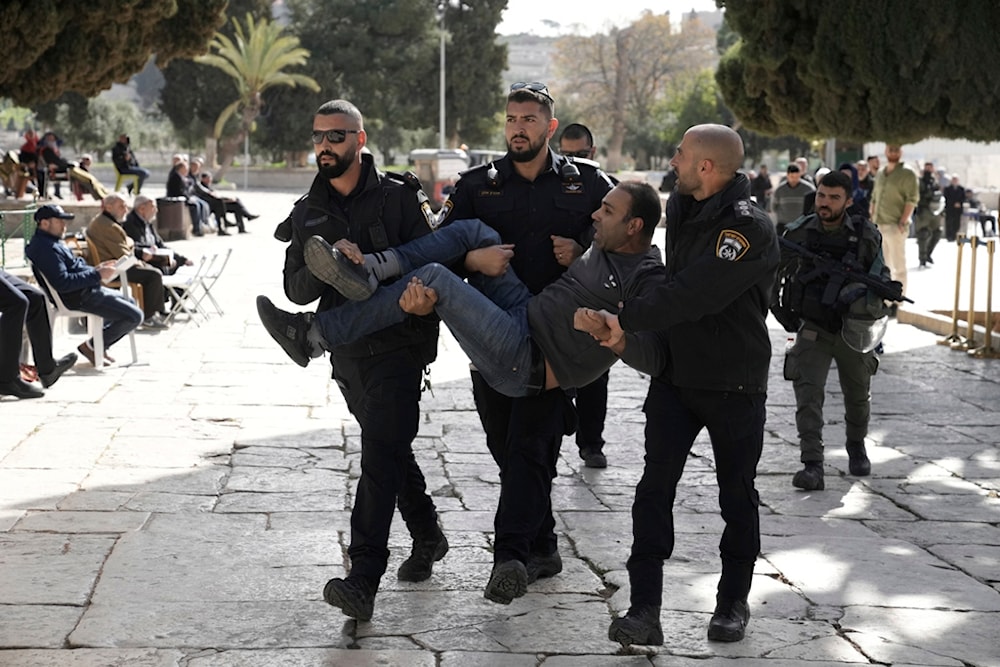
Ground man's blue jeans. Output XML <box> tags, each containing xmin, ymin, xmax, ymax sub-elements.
<box><xmin>77</xmin><ymin>287</ymin><xmax>143</xmax><ymax>350</ymax></box>
<box><xmin>314</xmin><ymin>219</ymin><xmax>538</xmax><ymax>397</ymax></box>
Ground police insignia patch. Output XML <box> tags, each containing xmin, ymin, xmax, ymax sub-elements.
<box><xmin>439</xmin><ymin>198</ymin><xmax>454</xmax><ymax>223</ymax></box>
<box><xmin>716</xmin><ymin>229</ymin><xmax>750</xmax><ymax>261</ymax></box>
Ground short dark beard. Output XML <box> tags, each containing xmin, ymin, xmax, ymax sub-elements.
<box><xmin>507</xmin><ymin>136</ymin><xmax>546</xmax><ymax>163</ymax></box>
<box><xmin>317</xmin><ymin>151</ymin><xmax>353</xmax><ymax>180</ymax></box>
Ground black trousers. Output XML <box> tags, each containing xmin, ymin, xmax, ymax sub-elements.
<box><xmin>471</xmin><ymin>370</ymin><xmax>573</xmax><ymax>563</ymax></box>
<box><xmin>332</xmin><ymin>350</ymin><xmax>439</xmax><ymax>588</ymax></box>
<box><xmin>124</xmin><ymin>264</ymin><xmax>166</xmax><ymax>318</ymax></box>
<box><xmin>1</xmin><ymin>271</ymin><xmax>55</xmax><ymax>380</ymax></box>
<box><xmin>575</xmin><ymin>370</ymin><xmax>609</xmax><ymax>451</ymax></box>
<box><xmin>628</xmin><ymin>378</ymin><xmax>765</xmax><ymax>608</ymax></box>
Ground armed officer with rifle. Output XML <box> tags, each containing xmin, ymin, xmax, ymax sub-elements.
<box><xmin>771</xmin><ymin>171</ymin><xmax>908</xmax><ymax>491</ymax></box>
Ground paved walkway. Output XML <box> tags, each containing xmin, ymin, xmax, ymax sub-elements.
<box><xmin>1</xmin><ymin>190</ymin><xmax>998</xmax><ymax>666</ymax></box>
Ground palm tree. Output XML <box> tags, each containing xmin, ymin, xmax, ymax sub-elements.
<box><xmin>196</xmin><ymin>13</ymin><xmax>320</xmax><ymax>179</ymax></box>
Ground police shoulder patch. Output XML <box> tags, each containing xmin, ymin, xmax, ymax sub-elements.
<box><xmin>716</xmin><ymin>229</ymin><xmax>750</xmax><ymax>261</ymax></box>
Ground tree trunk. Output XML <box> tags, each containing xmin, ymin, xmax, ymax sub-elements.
<box><xmin>605</xmin><ymin>29</ymin><xmax>630</xmax><ymax>172</ymax></box>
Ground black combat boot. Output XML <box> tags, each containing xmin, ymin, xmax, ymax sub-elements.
<box><xmin>846</xmin><ymin>439</ymin><xmax>871</xmax><ymax>476</ymax></box>
<box><xmin>792</xmin><ymin>462</ymin><xmax>824</xmax><ymax>490</ymax></box>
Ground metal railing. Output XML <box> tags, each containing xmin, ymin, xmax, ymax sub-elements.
<box><xmin>0</xmin><ymin>205</ymin><xmax>38</xmax><ymax>268</ymax></box>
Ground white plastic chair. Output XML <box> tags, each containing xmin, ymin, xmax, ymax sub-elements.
<box><xmin>161</xmin><ymin>256</ymin><xmax>211</xmax><ymax>325</ymax></box>
<box><xmin>34</xmin><ymin>269</ymin><xmax>138</xmax><ymax>369</ymax></box>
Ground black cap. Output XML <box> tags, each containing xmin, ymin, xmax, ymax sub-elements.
<box><xmin>34</xmin><ymin>204</ymin><xmax>75</xmax><ymax>222</ymax></box>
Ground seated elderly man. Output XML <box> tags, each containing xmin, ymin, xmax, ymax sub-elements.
<box><xmin>189</xmin><ymin>158</ymin><xmax>258</xmax><ymax>234</ymax></box>
<box><xmin>87</xmin><ymin>194</ymin><xmax>170</xmax><ymax>329</ymax></box>
<box><xmin>123</xmin><ymin>195</ymin><xmax>193</xmax><ymax>276</ymax></box>
<box><xmin>25</xmin><ymin>204</ymin><xmax>143</xmax><ymax>365</ymax></box>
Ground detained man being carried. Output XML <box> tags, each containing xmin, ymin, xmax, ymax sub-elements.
<box><xmin>257</xmin><ymin>181</ymin><xmax>666</xmax><ymax>397</ymax></box>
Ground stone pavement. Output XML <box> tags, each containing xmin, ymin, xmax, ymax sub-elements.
<box><xmin>1</xmin><ymin>190</ymin><xmax>999</xmax><ymax>666</ymax></box>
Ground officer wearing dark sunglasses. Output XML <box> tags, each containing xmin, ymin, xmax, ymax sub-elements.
<box><xmin>556</xmin><ymin>122</ymin><xmax>618</xmax><ymax>471</ymax></box>
<box><xmin>276</xmin><ymin>99</ymin><xmax>445</xmax><ymax>622</ymax></box>
<box><xmin>438</xmin><ymin>82</ymin><xmax>616</xmax><ymax>605</ymax></box>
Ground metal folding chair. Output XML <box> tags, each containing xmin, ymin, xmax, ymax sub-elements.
<box><xmin>193</xmin><ymin>247</ymin><xmax>231</xmax><ymax>316</ymax></box>
<box><xmin>161</xmin><ymin>256</ymin><xmax>210</xmax><ymax>325</ymax></box>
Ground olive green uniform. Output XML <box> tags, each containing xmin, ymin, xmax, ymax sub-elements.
<box><xmin>772</xmin><ymin>213</ymin><xmax>890</xmax><ymax>463</ymax></box>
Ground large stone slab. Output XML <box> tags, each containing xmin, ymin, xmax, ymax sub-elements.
<box><xmin>0</xmin><ymin>649</ymin><xmax>185</xmax><ymax>666</ymax></box>
<box><xmin>0</xmin><ymin>534</ymin><xmax>115</xmax><ymax>605</ymax></box>
<box><xmin>841</xmin><ymin>606</ymin><xmax>1000</xmax><ymax>667</ymax></box>
<box><xmin>765</xmin><ymin>534</ymin><xmax>1000</xmax><ymax>611</ymax></box>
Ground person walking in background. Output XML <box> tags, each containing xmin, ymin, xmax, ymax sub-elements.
<box><xmin>557</xmin><ymin>122</ymin><xmax>613</xmax><ymax>468</ymax></box>
<box><xmin>870</xmin><ymin>144</ymin><xmax>918</xmax><ymax>301</ymax></box>
<box><xmin>601</xmin><ymin>124</ymin><xmax>778</xmax><ymax>647</ymax></box>
<box><xmin>942</xmin><ymin>174</ymin><xmax>966</xmax><ymax>242</ymax></box>
<box><xmin>915</xmin><ymin>161</ymin><xmax>943</xmax><ymax>268</ymax></box>
<box><xmin>111</xmin><ymin>134</ymin><xmax>150</xmax><ymax>195</ymax></box>
<box><xmin>772</xmin><ymin>164</ymin><xmax>815</xmax><ymax>233</ymax></box>
<box><xmin>771</xmin><ymin>171</ymin><xmax>893</xmax><ymax>492</ymax></box>
<box><xmin>750</xmin><ymin>164</ymin><xmax>772</xmax><ymax>210</ymax></box>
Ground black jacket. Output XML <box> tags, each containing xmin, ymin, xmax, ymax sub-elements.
<box><xmin>441</xmin><ymin>151</ymin><xmax>615</xmax><ymax>295</ymax></box>
<box><xmin>283</xmin><ymin>154</ymin><xmax>438</xmax><ymax>362</ymax></box>
<box><xmin>618</xmin><ymin>173</ymin><xmax>779</xmax><ymax>393</ymax></box>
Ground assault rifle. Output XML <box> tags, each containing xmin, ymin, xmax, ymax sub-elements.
<box><xmin>779</xmin><ymin>236</ymin><xmax>913</xmax><ymax>304</ymax></box>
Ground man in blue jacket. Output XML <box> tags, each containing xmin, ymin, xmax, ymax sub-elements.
<box><xmin>25</xmin><ymin>204</ymin><xmax>142</xmax><ymax>365</ymax></box>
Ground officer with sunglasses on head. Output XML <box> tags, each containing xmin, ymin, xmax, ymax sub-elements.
<box><xmin>272</xmin><ymin>99</ymin><xmax>446</xmax><ymax>623</ymax></box>
<box><xmin>438</xmin><ymin>82</ymin><xmax>616</xmax><ymax>604</ymax></box>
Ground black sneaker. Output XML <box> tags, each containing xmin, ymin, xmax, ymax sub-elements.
<box><xmin>608</xmin><ymin>605</ymin><xmax>663</xmax><ymax>646</ymax></box>
<box><xmin>483</xmin><ymin>560</ymin><xmax>528</xmax><ymax>604</ymax></box>
<box><xmin>579</xmin><ymin>447</ymin><xmax>607</xmax><ymax>469</ymax></box>
<box><xmin>39</xmin><ymin>352</ymin><xmax>78</xmax><ymax>388</ymax></box>
<box><xmin>792</xmin><ymin>462</ymin><xmax>824</xmax><ymax>490</ymax></box>
<box><xmin>846</xmin><ymin>440</ymin><xmax>871</xmax><ymax>476</ymax></box>
<box><xmin>707</xmin><ymin>596</ymin><xmax>750</xmax><ymax>642</ymax></box>
<box><xmin>397</xmin><ymin>528</ymin><xmax>449</xmax><ymax>582</ymax></box>
<box><xmin>525</xmin><ymin>550</ymin><xmax>563</xmax><ymax>584</ymax></box>
<box><xmin>323</xmin><ymin>576</ymin><xmax>375</xmax><ymax>621</ymax></box>
<box><xmin>304</xmin><ymin>235</ymin><xmax>376</xmax><ymax>301</ymax></box>
<box><xmin>256</xmin><ymin>295</ymin><xmax>315</xmax><ymax>368</ymax></box>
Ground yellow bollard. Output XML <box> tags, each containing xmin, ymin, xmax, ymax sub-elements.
<box><xmin>970</xmin><ymin>239</ymin><xmax>998</xmax><ymax>358</ymax></box>
<box><xmin>940</xmin><ymin>235</ymin><xmax>967</xmax><ymax>346</ymax></box>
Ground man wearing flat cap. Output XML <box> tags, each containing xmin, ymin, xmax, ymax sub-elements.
<box><xmin>25</xmin><ymin>204</ymin><xmax>143</xmax><ymax>366</ymax></box>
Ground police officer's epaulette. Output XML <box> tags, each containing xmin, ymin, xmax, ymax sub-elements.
<box><xmin>383</xmin><ymin>169</ymin><xmax>424</xmax><ymax>192</ymax></box>
<box><xmin>783</xmin><ymin>214</ymin><xmax>810</xmax><ymax>233</ymax></box>
<box><xmin>566</xmin><ymin>156</ymin><xmax>601</xmax><ymax>170</ymax></box>
<box><xmin>733</xmin><ymin>198</ymin><xmax>759</xmax><ymax>221</ymax></box>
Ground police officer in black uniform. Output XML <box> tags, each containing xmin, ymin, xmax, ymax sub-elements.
<box><xmin>271</xmin><ymin>99</ymin><xmax>446</xmax><ymax>622</ymax></box>
<box><xmin>598</xmin><ymin>124</ymin><xmax>779</xmax><ymax>646</ymax></box>
<box><xmin>557</xmin><ymin>122</ymin><xmax>615</xmax><ymax>469</ymax></box>
<box><xmin>439</xmin><ymin>83</ymin><xmax>615</xmax><ymax>603</ymax></box>
<box><xmin>772</xmin><ymin>170</ymin><xmax>892</xmax><ymax>492</ymax></box>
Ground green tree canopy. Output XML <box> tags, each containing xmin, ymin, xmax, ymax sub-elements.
<box><xmin>717</xmin><ymin>0</ymin><xmax>1000</xmax><ymax>143</ymax></box>
<box><xmin>196</xmin><ymin>14</ymin><xmax>320</xmax><ymax>178</ymax></box>
<box><xmin>0</xmin><ymin>0</ymin><xmax>228</xmax><ymax>106</ymax></box>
